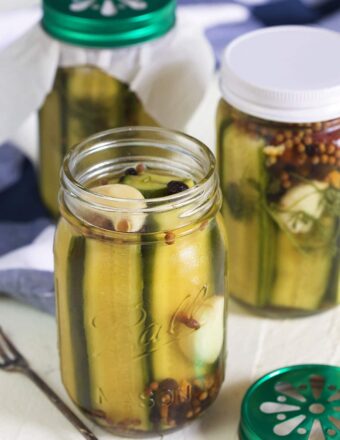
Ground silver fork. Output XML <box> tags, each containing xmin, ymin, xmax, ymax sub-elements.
<box><xmin>0</xmin><ymin>327</ymin><xmax>98</xmax><ymax>440</ymax></box>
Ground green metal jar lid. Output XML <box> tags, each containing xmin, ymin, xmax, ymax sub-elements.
<box><xmin>240</xmin><ymin>364</ymin><xmax>340</xmax><ymax>440</ymax></box>
<box><xmin>42</xmin><ymin>0</ymin><xmax>176</xmax><ymax>48</ymax></box>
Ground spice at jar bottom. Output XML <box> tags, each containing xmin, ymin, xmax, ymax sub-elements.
<box><xmin>54</xmin><ymin>127</ymin><xmax>227</xmax><ymax>437</ymax></box>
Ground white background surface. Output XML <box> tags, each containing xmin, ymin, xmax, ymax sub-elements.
<box><xmin>1</xmin><ymin>1</ymin><xmax>340</xmax><ymax>439</ymax></box>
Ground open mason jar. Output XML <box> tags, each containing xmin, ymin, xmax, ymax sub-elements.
<box><xmin>38</xmin><ymin>0</ymin><xmax>213</xmax><ymax>217</ymax></box>
<box><xmin>217</xmin><ymin>27</ymin><xmax>340</xmax><ymax>316</ymax></box>
<box><xmin>54</xmin><ymin>127</ymin><xmax>227</xmax><ymax>437</ymax></box>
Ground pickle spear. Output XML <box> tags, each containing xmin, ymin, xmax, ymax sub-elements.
<box><xmin>220</xmin><ymin>124</ymin><xmax>275</xmax><ymax>306</ymax></box>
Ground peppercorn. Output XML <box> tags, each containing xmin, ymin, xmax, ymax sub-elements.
<box><xmin>125</xmin><ymin>167</ymin><xmax>137</xmax><ymax>176</ymax></box>
<box><xmin>159</xmin><ymin>379</ymin><xmax>179</xmax><ymax>392</ymax></box>
<box><xmin>167</xmin><ymin>180</ymin><xmax>189</xmax><ymax>195</ymax></box>
<box><xmin>284</xmin><ymin>164</ymin><xmax>296</xmax><ymax>172</ymax></box>
<box><xmin>305</xmin><ymin>144</ymin><xmax>317</xmax><ymax>156</ymax></box>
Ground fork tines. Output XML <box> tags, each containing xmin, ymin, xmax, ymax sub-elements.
<box><xmin>0</xmin><ymin>327</ymin><xmax>26</xmax><ymax>368</ymax></box>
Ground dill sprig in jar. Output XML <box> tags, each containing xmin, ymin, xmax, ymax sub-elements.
<box><xmin>54</xmin><ymin>127</ymin><xmax>227</xmax><ymax>437</ymax></box>
<box><xmin>217</xmin><ymin>26</ymin><xmax>340</xmax><ymax>316</ymax></box>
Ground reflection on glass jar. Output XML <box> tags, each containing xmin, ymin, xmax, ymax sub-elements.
<box><xmin>217</xmin><ymin>27</ymin><xmax>340</xmax><ymax>316</ymax></box>
<box><xmin>54</xmin><ymin>127</ymin><xmax>227</xmax><ymax>437</ymax></box>
<box><xmin>40</xmin><ymin>66</ymin><xmax>155</xmax><ymax>217</ymax></box>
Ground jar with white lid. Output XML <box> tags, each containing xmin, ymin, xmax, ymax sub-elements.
<box><xmin>217</xmin><ymin>26</ymin><xmax>340</xmax><ymax>316</ymax></box>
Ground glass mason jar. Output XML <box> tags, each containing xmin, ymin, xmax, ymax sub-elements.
<box><xmin>54</xmin><ymin>127</ymin><xmax>227</xmax><ymax>437</ymax></box>
<box><xmin>39</xmin><ymin>0</ymin><xmax>174</xmax><ymax>217</ymax></box>
<box><xmin>217</xmin><ymin>27</ymin><xmax>340</xmax><ymax>316</ymax></box>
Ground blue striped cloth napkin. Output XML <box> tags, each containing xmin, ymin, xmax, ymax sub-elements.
<box><xmin>1</xmin><ymin>0</ymin><xmax>340</xmax><ymax>314</ymax></box>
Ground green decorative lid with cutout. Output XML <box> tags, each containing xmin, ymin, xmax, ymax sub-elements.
<box><xmin>42</xmin><ymin>0</ymin><xmax>176</xmax><ymax>47</ymax></box>
<box><xmin>240</xmin><ymin>364</ymin><xmax>340</xmax><ymax>440</ymax></box>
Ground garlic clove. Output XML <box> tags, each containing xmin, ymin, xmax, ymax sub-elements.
<box><xmin>92</xmin><ymin>183</ymin><xmax>146</xmax><ymax>232</ymax></box>
<box><xmin>177</xmin><ymin>296</ymin><xmax>225</xmax><ymax>365</ymax></box>
<box><xmin>278</xmin><ymin>181</ymin><xmax>328</xmax><ymax>234</ymax></box>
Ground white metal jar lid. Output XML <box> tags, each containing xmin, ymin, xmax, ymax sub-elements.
<box><xmin>220</xmin><ymin>26</ymin><xmax>340</xmax><ymax>123</ymax></box>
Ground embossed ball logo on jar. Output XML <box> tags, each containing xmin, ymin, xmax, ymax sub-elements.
<box><xmin>69</xmin><ymin>0</ymin><xmax>148</xmax><ymax>16</ymax></box>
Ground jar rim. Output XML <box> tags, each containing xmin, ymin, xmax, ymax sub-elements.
<box><xmin>61</xmin><ymin>126</ymin><xmax>219</xmax><ymax>215</ymax></box>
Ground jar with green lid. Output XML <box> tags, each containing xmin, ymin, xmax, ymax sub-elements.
<box><xmin>217</xmin><ymin>26</ymin><xmax>340</xmax><ymax>316</ymax></box>
<box><xmin>54</xmin><ymin>126</ymin><xmax>227</xmax><ymax>436</ymax></box>
<box><xmin>38</xmin><ymin>0</ymin><xmax>213</xmax><ymax>217</ymax></box>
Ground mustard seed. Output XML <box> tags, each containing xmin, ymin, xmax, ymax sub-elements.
<box><xmin>282</xmin><ymin>180</ymin><xmax>292</xmax><ymax>189</ymax></box>
<box><xmin>284</xmin><ymin>130</ymin><xmax>293</xmax><ymax>138</ymax></box>
<box><xmin>285</xmin><ymin>139</ymin><xmax>294</xmax><ymax>149</ymax></box>
<box><xmin>136</xmin><ymin>163</ymin><xmax>145</xmax><ymax>174</ymax></box>
<box><xmin>275</xmin><ymin>133</ymin><xmax>284</xmax><ymax>143</ymax></box>
<box><xmin>150</xmin><ymin>382</ymin><xmax>159</xmax><ymax>391</ymax></box>
<box><xmin>312</xmin><ymin>122</ymin><xmax>322</xmax><ymax>131</ymax></box>
<box><xmin>116</xmin><ymin>219</ymin><xmax>131</xmax><ymax>233</ymax></box>
<box><xmin>327</xmin><ymin>144</ymin><xmax>336</xmax><ymax>155</ymax></box>
<box><xmin>165</xmin><ymin>232</ymin><xmax>176</xmax><ymax>245</ymax></box>
<box><xmin>318</xmin><ymin>143</ymin><xmax>326</xmax><ymax>153</ymax></box>
<box><xmin>199</xmin><ymin>392</ymin><xmax>209</xmax><ymax>401</ymax></box>
<box><xmin>297</xmin><ymin>143</ymin><xmax>306</xmax><ymax>153</ymax></box>
<box><xmin>321</xmin><ymin>154</ymin><xmax>329</xmax><ymax>164</ymax></box>
<box><xmin>297</xmin><ymin>154</ymin><xmax>307</xmax><ymax>165</ymax></box>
